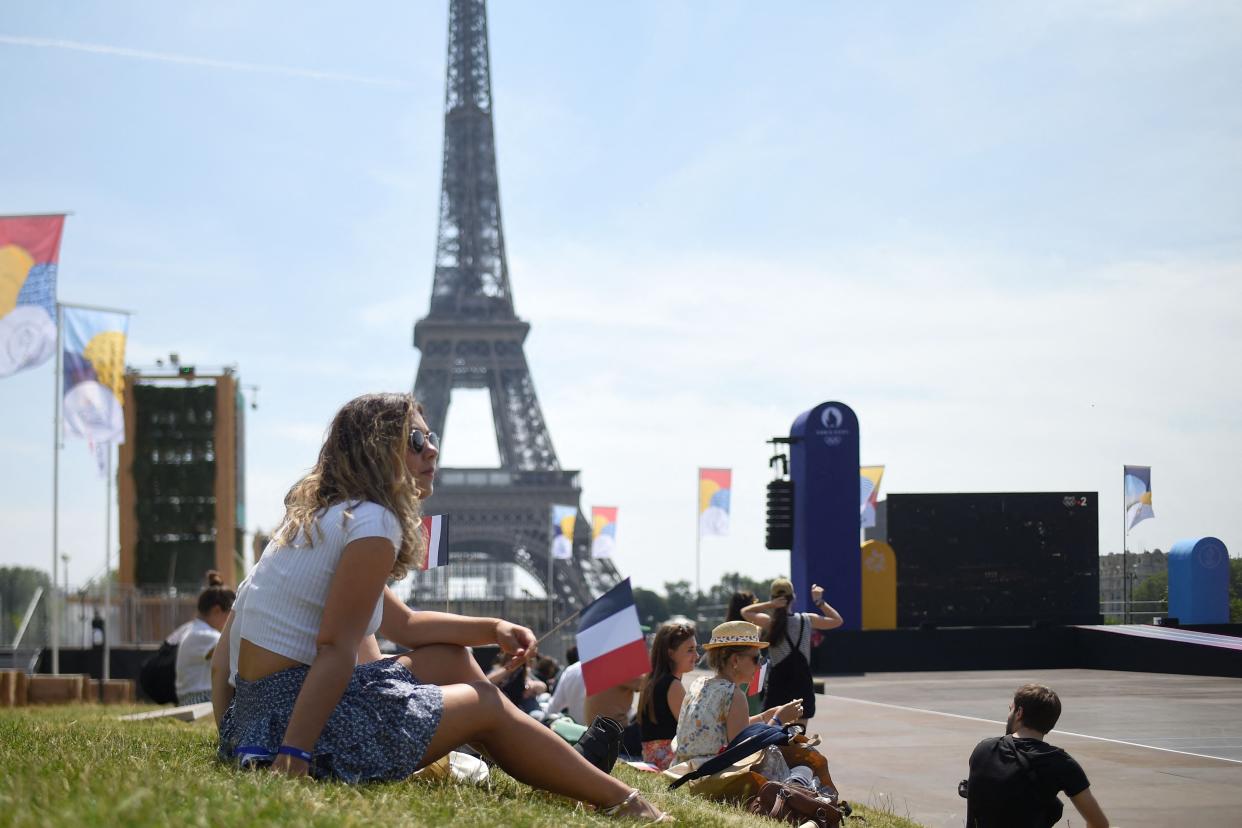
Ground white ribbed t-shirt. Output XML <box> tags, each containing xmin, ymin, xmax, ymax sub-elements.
<box><xmin>229</xmin><ymin>500</ymin><xmax>401</xmax><ymax>682</ymax></box>
<box><xmin>175</xmin><ymin>617</ymin><xmax>220</xmax><ymax>702</ymax></box>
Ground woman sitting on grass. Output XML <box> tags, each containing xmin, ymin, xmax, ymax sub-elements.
<box><xmin>637</xmin><ymin>621</ymin><xmax>698</xmax><ymax>770</ymax></box>
<box><xmin>675</xmin><ymin>621</ymin><xmax>838</xmax><ymax>793</ymax></box>
<box><xmin>210</xmin><ymin>392</ymin><xmax>666</xmax><ymax>821</ymax></box>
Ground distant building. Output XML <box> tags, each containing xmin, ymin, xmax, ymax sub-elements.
<box><xmin>1099</xmin><ymin>549</ymin><xmax>1166</xmax><ymax>620</ymax></box>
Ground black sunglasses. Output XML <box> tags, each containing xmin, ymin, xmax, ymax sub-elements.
<box><xmin>409</xmin><ymin>428</ymin><xmax>438</xmax><ymax>454</ymax></box>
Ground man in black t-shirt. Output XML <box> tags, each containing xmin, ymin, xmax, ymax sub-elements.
<box><xmin>966</xmin><ymin>683</ymin><xmax>1109</xmax><ymax>828</ymax></box>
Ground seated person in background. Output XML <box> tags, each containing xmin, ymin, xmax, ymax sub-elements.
<box><xmin>547</xmin><ymin>645</ymin><xmax>586</xmax><ymax>723</ymax></box>
<box><xmin>174</xmin><ymin>571</ymin><xmax>236</xmax><ymax>705</ymax></box>
<box><xmin>586</xmin><ymin>673</ymin><xmax>646</xmax><ymax>759</ymax></box>
<box><xmin>676</xmin><ymin>621</ymin><xmax>837</xmax><ymax>794</ymax></box>
<box><xmin>637</xmin><ymin>621</ymin><xmax>698</xmax><ymax>770</ymax></box>
<box><xmin>487</xmin><ymin>653</ymin><xmax>546</xmax><ymax>714</ymax></box>
<box><xmin>966</xmin><ymin>684</ymin><xmax>1109</xmax><ymax>828</ymax></box>
<box><xmin>533</xmin><ymin>655</ymin><xmax>560</xmax><ymax>691</ymax></box>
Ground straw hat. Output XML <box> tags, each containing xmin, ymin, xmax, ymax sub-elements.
<box><xmin>703</xmin><ymin>620</ymin><xmax>769</xmax><ymax>650</ymax></box>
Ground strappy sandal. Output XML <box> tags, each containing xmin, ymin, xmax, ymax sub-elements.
<box><xmin>600</xmin><ymin>789</ymin><xmax>674</xmax><ymax>823</ymax></box>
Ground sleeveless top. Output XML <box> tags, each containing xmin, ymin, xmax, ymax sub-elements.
<box><xmin>640</xmin><ymin>673</ymin><xmax>679</xmax><ymax>741</ymax></box>
<box><xmin>767</xmin><ymin>612</ymin><xmax>812</xmax><ymax>666</ymax></box>
<box><xmin>674</xmin><ymin>675</ymin><xmax>736</xmax><ymax>762</ymax></box>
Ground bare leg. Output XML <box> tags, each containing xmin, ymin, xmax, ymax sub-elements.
<box><xmin>401</xmin><ymin>644</ymin><xmax>488</xmax><ymax>686</ymax></box>
<box><xmin>418</xmin><ymin>679</ymin><xmax>631</xmax><ymax>808</ymax></box>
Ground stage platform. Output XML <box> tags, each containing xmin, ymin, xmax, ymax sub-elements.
<box><xmin>812</xmin><ymin>668</ymin><xmax>1242</xmax><ymax>828</ymax></box>
<box><xmin>812</xmin><ymin>623</ymin><xmax>1242</xmax><ymax>678</ymax></box>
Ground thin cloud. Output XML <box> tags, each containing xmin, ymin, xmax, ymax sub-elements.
<box><xmin>0</xmin><ymin>34</ymin><xmax>410</xmax><ymax>88</ymax></box>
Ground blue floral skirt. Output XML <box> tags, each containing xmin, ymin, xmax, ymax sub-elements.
<box><xmin>217</xmin><ymin>657</ymin><xmax>444</xmax><ymax>783</ymax></box>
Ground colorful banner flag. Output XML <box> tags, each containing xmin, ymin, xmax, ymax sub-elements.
<box><xmin>551</xmin><ymin>504</ymin><xmax>576</xmax><ymax>560</ymax></box>
<box><xmin>419</xmin><ymin>514</ymin><xmax>450</xmax><ymax>569</ymax></box>
<box><xmin>62</xmin><ymin>307</ymin><xmax>128</xmax><ymax>447</ymax></box>
<box><xmin>860</xmin><ymin>465</ymin><xmax>885</xmax><ymax>529</ymax></box>
<box><xmin>1124</xmin><ymin>465</ymin><xmax>1154</xmax><ymax>532</ymax></box>
<box><xmin>0</xmin><ymin>215</ymin><xmax>64</xmax><ymax>377</ymax></box>
<box><xmin>576</xmin><ymin>577</ymin><xmax>648</xmax><ymax>696</ymax></box>
<box><xmin>591</xmin><ymin>506</ymin><xmax>618</xmax><ymax>559</ymax></box>
<box><xmin>698</xmin><ymin>468</ymin><xmax>731</xmax><ymax>537</ymax></box>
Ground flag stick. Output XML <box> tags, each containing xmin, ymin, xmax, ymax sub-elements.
<box><xmin>537</xmin><ymin>607</ymin><xmax>582</xmax><ymax>648</ymax></box>
<box><xmin>500</xmin><ymin>607</ymin><xmax>583</xmax><ymax>672</ymax></box>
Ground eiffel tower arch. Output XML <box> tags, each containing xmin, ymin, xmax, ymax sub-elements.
<box><xmin>411</xmin><ymin>0</ymin><xmax>620</xmax><ymax>616</ymax></box>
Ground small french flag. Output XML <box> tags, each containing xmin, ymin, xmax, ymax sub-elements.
<box><xmin>576</xmin><ymin>578</ymin><xmax>649</xmax><ymax>696</ymax></box>
<box><xmin>748</xmin><ymin>660</ymin><xmax>768</xmax><ymax>697</ymax></box>
<box><xmin>419</xmin><ymin>514</ymin><xmax>450</xmax><ymax>570</ymax></box>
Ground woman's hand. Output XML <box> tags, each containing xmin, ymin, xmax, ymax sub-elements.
<box><xmin>494</xmin><ymin>620</ymin><xmax>537</xmax><ymax>670</ymax></box>
<box><xmin>772</xmin><ymin>595</ymin><xmax>791</xmax><ymax>610</ymax></box>
<box><xmin>776</xmin><ymin>698</ymin><xmax>805</xmax><ymax>722</ymax></box>
<box><xmin>811</xmin><ymin>584</ymin><xmax>825</xmax><ymax>604</ymax></box>
<box><xmin>270</xmin><ymin>753</ymin><xmax>309</xmax><ymax>778</ymax></box>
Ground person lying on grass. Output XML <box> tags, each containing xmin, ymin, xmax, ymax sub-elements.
<box><xmin>210</xmin><ymin>392</ymin><xmax>667</xmax><ymax>821</ymax></box>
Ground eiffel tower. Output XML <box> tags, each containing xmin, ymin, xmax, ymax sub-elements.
<box><xmin>412</xmin><ymin>0</ymin><xmax>619</xmax><ymax>614</ymax></box>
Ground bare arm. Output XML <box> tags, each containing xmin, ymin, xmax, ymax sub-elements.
<box><xmin>666</xmin><ymin>679</ymin><xmax>686</xmax><ymax>718</ymax></box>
<box><xmin>808</xmin><ymin>584</ymin><xmax>844</xmax><ymax>630</ymax></box>
<box><xmin>271</xmin><ymin>537</ymin><xmax>393</xmax><ymax>776</ymax></box>
<box><xmin>356</xmin><ymin>635</ymin><xmax>383</xmax><ymax>664</ymax></box>
<box><xmin>1069</xmin><ymin>787</ymin><xmax>1109</xmax><ymax>828</ymax></box>
<box><xmin>211</xmin><ymin>611</ymin><xmax>235</xmax><ymax>728</ymax></box>
<box><xmin>727</xmin><ymin>688</ymin><xmax>801</xmax><ymax>741</ymax></box>
<box><xmin>378</xmin><ymin>587</ymin><xmax>534</xmax><ymax>667</ymax></box>
<box><xmin>740</xmin><ymin>599</ymin><xmax>781</xmax><ymax>630</ymax></box>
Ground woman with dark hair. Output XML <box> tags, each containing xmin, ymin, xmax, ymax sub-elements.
<box><xmin>637</xmin><ymin>621</ymin><xmax>698</xmax><ymax>769</ymax></box>
<box><xmin>210</xmin><ymin>392</ymin><xmax>666</xmax><ymax>821</ymax></box>
<box><xmin>742</xmin><ymin>578</ymin><xmax>842</xmax><ymax>725</ymax></box>
<box><xmin>174</xmin><ymin>571</ymin><xmax>236</xmax><ymax>705</ymax></box>
<box><xmin>725</xmin><ymin>590</ymin><xmax>755</xmax><ymax>622</ymax></box>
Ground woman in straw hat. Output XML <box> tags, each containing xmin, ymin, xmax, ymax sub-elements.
<box><xmin>673</xmin><ymin>621</ymin><xmax>803</xmax><ymax>766</ymax></box>
<box><xmin>742</xmin><ymin>578</ymin><xmax>842</xmax><ymax>725</ymax></box>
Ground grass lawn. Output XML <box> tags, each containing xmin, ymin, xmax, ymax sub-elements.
<box><xmin>0</xmin><ymin>706</ymin><xmax>926</xmax><ymax>827</ymax></box>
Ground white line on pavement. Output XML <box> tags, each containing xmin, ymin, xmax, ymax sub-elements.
<box><xmin>824</xmin><ymin>694</ymin><xmax>1242</xmax><ymax>766</ymax></box>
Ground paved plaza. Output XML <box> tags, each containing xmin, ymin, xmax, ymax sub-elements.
<box><xmin>809</xmin><ymin>668</ymin><xmax>1242</xmax><ymax>828</ymax></box>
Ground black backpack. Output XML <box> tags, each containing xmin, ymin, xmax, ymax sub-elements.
<box><xmin>139</xmin><ymin>640</ymin><xmax>179</xmax><ymax>704</ymax></box>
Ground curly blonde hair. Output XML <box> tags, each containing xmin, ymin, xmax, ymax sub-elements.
<box><xmin>273</xmin><ymin>392</ymin><xmax>425</xmax><ymax>579</ymax></box>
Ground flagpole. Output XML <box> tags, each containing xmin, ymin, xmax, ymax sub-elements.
<box><xmin>1122</xmin><ymin>469</ymin><xmax>1129</xmax><ymax>625</ymax></box>
<box><xmin>103</xmin><ymin>444</ymin><xmax>113</xmax><ymax>682</ymax></box>
<box><xmin>51</xmin><ymin>303</ymin><xmax>63</xmax><ymax>674</ymax></box>
<box><xmin>547</xmin><ymin>531</ymin><xmax>554</xmax><ymax>631</ymax></box>
<box><xmin>695</xmin><ymin>468</ymin><xmax>702</xmax><ymax>626</ymax></box>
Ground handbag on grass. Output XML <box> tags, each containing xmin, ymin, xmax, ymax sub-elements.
<box><xmin>746</xmin><ymin>781</ymin><xmax>847</xmax><ymax>828</ymax></box>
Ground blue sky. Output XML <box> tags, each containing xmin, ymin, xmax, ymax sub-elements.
<box><xmin>2</xmin><ymin>1</ymin><xmax>1240</xmax><ymax>595</ymax></box>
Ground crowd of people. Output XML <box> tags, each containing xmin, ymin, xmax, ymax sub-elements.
<box><xmin>175</xmin><ymin>392</ymin><xmax>1108</xmax><ymax>827</ymax></box>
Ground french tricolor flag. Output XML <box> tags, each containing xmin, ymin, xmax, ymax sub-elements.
<box><xmin>419</xmin><ymin>514</ymin><xmax>450</xmax><ymax>570</ymax></box>
<box><xmin>576</xmin><ymin>578</ymin><xmax>649</xmax><ymax>696</ymax></box>
<box><xmin>748</xmin><ymin>660</ymin><xmax>768</xmax><ymax>697</ymax></box>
